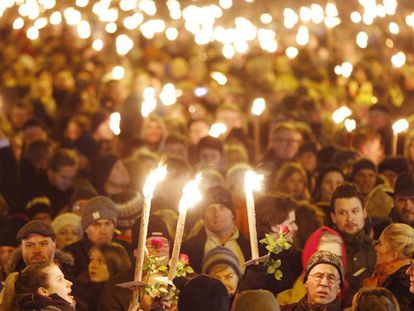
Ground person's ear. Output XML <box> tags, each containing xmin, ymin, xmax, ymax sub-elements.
<box><xmin>37</xmin><ymin>287</ymin><xmax>49</xmax><ymax>297</ymax></box>
<box><xmin>362</xmin><ymin>208</ymin><xmax>367</xmax><ymax>219</ymax></box>
<box><xmin>330</xmin><ymin>212</ymin><xmax>337</xmax><ymax>225</ymax></box>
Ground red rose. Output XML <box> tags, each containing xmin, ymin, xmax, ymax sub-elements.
<box><xmin>151</xmin><ymin>237</ymin><xmax>165</xmax><ymax>250</ymax></box>
<box><xmin>277</xmin><ymin>224</ymin><xmax>290</xmax><ymax>235</ymax></box>
<box><xmin>179</xmin><ymin>253</ymin><xmax>189</xmax><ymax>264</ymax></box>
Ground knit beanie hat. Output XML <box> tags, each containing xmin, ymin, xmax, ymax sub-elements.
<box><xmin>378</xmin><ymin>157</ymin><xmax>409</xmax><ymax>175</ymax></box>
<box><xmin>202</xmin><ymin>246</ymin><xmax>242</xmax><ymax>279</ymax></box>
<box><xmin>90</xmin><ymin>154</ymin><xmax>119</xmax><ymax>194</ymax></box>
<box><xmin>16</xmin><ymin>220</ymin><xmax>56</xmax><ymax>242</ymax></box>
<box><xmin>175</xmin><ymin>274</ymin><xmax>230</xmax><ymax>311</ymax></box>
<box><xmin>303</xmin><ymin>250</ymin><xmax>344</xmax><ymax>289</ymax></box>
<box><xmin>51</xmin><ymin>213</ymin><xmax>82</xmax><ymax>238</ymax></box>
<box><xmin>202</xmin><ymin>185</ymin><xmax>235</xmax><ymax>216</ymax></box>
<box><xmin>197</xmin><ymin>136</ymin><xmax>224</xmax><ymax>155</ymax></box>
<box><xmin>81</xmin><ymin>196</ymin><xmax>118</xmax><ymax>230</ymax></box>
<box><xmin>234</xmin><ymin>290</ymin><xmax>281</xmax><ymax>311</ymax></box>
<box><xmin>351</xmin><ymin>158</ymin><xmax>377</xmax><ymax>181</ymax></box>
<box><xmin>111</xmin><ymin>190</ymin><xmax>144</xmax><ymax>230</ymax></box>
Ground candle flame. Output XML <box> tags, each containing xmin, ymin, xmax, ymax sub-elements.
<box><xmin>179</xmin><ymin>174</ymin><xmax>202</xmax><ymax>213</ymax></box>
<box><xmin>332</xmin><ymin>106</ymin><xmax>352</xmax><ymax>124</ymax></box>
<box><xmin>251</xmin><ymin>98</ymin><xmax>266</xmax><ymax>116</ymax></box>
<box><xmin>209</xmin><ymin>122</ymin><xmax>227</xmax><ymax>137</ymax></box>
<box><xmin>109</xmin><ymin>112</ymin><xmax>121</xmax><ymax>135</ymax></box>
<box><xmin>392</xmin><ymin>119</ymin><xmax>409</xmax><ymax>135</ymax></box>
<box><xmin>244</xmin><ymin>171</ymin><xmax>264</xmax><ymax>192</ymax></box>
<box><xmin>143</xmin><ymin>165</ymin><xmax>168</xmax><ymax>199</ymax></box>
<box><xmin>345</xmin><ymin>118</ymin><xmax>357</xmax><ymax>133</ymax></box>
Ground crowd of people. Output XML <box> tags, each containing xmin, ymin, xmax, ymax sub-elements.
<box><xmin>0</xmin><ymin>9</ymin><xmax>414</xmax><ymax>311</ymax></box>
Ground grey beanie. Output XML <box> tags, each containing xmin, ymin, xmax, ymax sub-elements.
<box><xmin>202</xmin><ymin>246</ymin><xmax>242</xmax><ymax>279</ymax></box>
<box><xmin>81</xmin><ymin>196</ymin><xmax>118</xmax><ymax>230</ymax></box>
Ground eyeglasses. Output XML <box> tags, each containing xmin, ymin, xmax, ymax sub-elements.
<box><xmin>308</xmin><ymin>273</ymin><xmax>339</xmax><ymax>284</ymax></box>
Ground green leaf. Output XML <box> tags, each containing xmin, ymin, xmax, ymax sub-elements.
<box><xmin>274</xmin><ymin>270</ymin><xmax>283</xmax><ymax>280</ymax></box>
<box><xmin>267</xmin><ymin>266</ymin><xmax>276</xmax><ymax>274</ymax></box>
<box><xmin>186</xmin><ymin>266</ymin><xmax>195</xmax><ymax>274</ymax></box>
<box><xmin>274</xmin><ymin>259</ymin><xmax>281</xmax><ymax>268</ymax></box>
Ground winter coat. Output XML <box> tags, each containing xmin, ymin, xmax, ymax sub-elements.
<box><xmin>181</xmin><ymin>227</ymin><xmax>251</xmax><ymax>273</ymax></box>
<box><xmin>364</xmin><ymin>261</ymin><xmax>413</xmax><ymax>311</ymax></box>
<box><xmin>16</xmin><ymin>293</ymin><xmax>75</xmax><ymax>311</ymax></box>
<box><xmin>282</xmin><ymin>295</ymin><xmax>342</xmax><ymax>311</ymax></box>
<box><xmin>337</xmin><ymin>230</ymin><xmax>376</xmax><ymax>297</ymax></box>
<box><xmin>96</xmin><ymin>269</ymin><xmax>132</xmax><ymax>311</ymax></box>
<box><xmin>237</xmin><ymin>243</ymin><xmax>301</xmax><ymax>296</ymax></box>
<box><xmin>63</xmin><ymin>236</ymin><xmax>131</xmax><ymax>281</ymax></box>
<box><xmin>0</xmin><ymin>248</ymin><xmax>93</xmax><ymax>311</ymax></box>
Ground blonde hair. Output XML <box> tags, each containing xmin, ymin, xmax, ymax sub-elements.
<box><xmin>382</xmin><ymin>223</ymin><xmax>414</xmax><ymax>259</ymax></box>
<box><xmin>272</xmin><ymin>162</ymin><xmax>310</xmax><ymax>200</ymax></box>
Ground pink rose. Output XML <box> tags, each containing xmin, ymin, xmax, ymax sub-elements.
<box><xmin>277</xmin><ymin>224</ymin><xmax>290</xmax><ymax>235</ymax></box>
<box><xmin>179</xmin><ymin>253</ymin><xmax>189</xmax><ymax>264</ymax></box>
<box><xmin>151</xmin><ymin>237</ymin><xmax>165</xmax><ymax>250</ymax></box>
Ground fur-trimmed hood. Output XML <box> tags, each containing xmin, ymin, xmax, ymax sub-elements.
<box><xmin>4</xmin><ymin>247</ymin><xmax>74</xmax><ymax>277</ymax></box>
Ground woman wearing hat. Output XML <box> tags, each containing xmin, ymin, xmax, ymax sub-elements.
<box><xmin>364</xmin><ymin>223</ymin><xmax>414</xmax><ymax>310</ymax></box>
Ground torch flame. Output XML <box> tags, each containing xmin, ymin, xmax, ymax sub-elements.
<box><xmin>332</xmin><ymin>106</ymin><xmax>352</xmax><ymax>124</ymax></box>
<box><xmin>392</xmin><ymin>119</ymin><xmax>409</xmax><ymax>135</ymax></box>
<box><xmin>143</xmin><ymin>165</ymin><xmax>168</xmax><ymax>199</ymax></box>
<box><xmin>179</xmin><ymin>174</ymin><xmax>202</xmax><ymax>213</ymax></box>
<box><xmin>244</xmin><ymin>171</ymin><xmax>264</xmax><ymax>193</ymax></box>
<box><xmin>109</xmin><ymin>112</ymin><xmax>121</xmax><ymax>135</ymax></box>
<box><xmin>251</xmin><ymin>98</ymin><xmax>266</xmax><ymax>116</ymax></box>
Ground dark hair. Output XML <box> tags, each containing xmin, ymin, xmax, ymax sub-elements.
<box><xmin>23</xmin><ymin>140</ymin><xmax>52</xmax><ymax>166</ymax></box>
<box><xmin>15</xmin><ymin>262</ymin><xmax>54</xmax><ymax>297</ymax></box>
<box><xmin>89</xmin><ymin>242</ymin><xmax>131</xmax><ymax>278</ymax></box>
<box><xmin>256</xmin><ymin>193</ymin><xmax>297</xmax><ymax>237</ymax></box>
<box><xmin>352</xmin><ymin>287</ymin><xmax>400</xmax><ymax>311</ymax></box>
<box><xmin>330</xmin><ymin>182</ymin><xmax>364</xmax><ymax>214</ymax></box>
<box><xmin>48</xmin><ymin>148</ymin><xmax>78</xmax><ymax>172</ymax></box>
<box><xmin>351</xmin><ymin>128</ymin><xmax>381</xmax><ymax>151</ymax></box>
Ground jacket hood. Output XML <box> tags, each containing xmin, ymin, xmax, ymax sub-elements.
<box><xmin>4</xmin><ymin>247</ymin><xmax>74</xmax><ymax>276</ymax></box>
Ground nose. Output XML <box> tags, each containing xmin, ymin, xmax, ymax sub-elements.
<box><xmin>319</xmin><ymin>275</ymin><xmax>329</xmax><ymax>286</ymax></box>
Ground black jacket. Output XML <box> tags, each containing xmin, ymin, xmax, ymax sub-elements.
<box><xmin>181</xmin><ymin>228</ymin><xmax>251</xmax><ymax>273</ymax></box>
<box><xmin>17</xmin><ymin>293</ymin><xmax>75</xmax><ymax>311</ymax></box>
<box><xmin>381</xmin><ymin>265</ymin><xmax>413</xmax><ymax>311</ymax></box>
<box><xmin>282</xmin><ymin>296</ymin><xmax>342</xmax><ymax>311</ymax></box>
<box><xmin>237</xmin><ymin>243</ymin><xmax>301</xmax><ymax>296</ymax></box>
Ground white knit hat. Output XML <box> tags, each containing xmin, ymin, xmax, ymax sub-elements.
<box><xmin>51</xmin><ymin>213</ymin><xmax>82</xmax><ymax>237</ymax></box>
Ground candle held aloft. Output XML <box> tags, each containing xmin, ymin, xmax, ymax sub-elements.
<box><xmin>244</xmin><ymin>171</ymin><xmax>264</xmax><ymax>261</ymax></box>
<box><xmin>392</xmin><ymin>119</ymin><xmax>409</xmax><ymax>156</ymax></box>
<box><xmin>168</xmin><ymin>174</ymin><xmax>202</xmax><ymax>280</ymax></box>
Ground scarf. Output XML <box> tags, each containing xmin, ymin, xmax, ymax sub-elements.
<box><xmin>293</xmin><ymin>295</ymin><xmax>342</xmax><ymax>311</ymax></box>
<box><xmin>363</xmin><ymin>258</ymin><xmax>411</xmax><ymax>288</ymax></box>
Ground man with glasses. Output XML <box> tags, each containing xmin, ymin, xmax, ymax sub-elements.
<box><xmin>262</xmin><ymin>122</ymin><xmax>303</xmax><ymax>173</ymax></box>
<box><xmin>282</xmin><ymin>250</ymin><xmax>343</xmax><ymax>311</ymax></box>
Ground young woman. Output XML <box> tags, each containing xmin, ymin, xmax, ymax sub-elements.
<box><xmin>14</xmin><ymin>262</ymin><xmax>75</xmax><ymax>311</ymax></box>
<box><xmin>271</xmin><ymin>162</ymin><xmax>310</xmax><ymax>202</ymax></box>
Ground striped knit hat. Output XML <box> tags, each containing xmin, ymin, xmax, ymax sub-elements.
<box><xmin>202</xmin><ymin>246</ymin><xmax>242</xmax><ymax>279</ymax></box>
<box><xmin>111</xmin><ymin>190</ymin><xmax>144</xmax><ymax>230</ymax></box>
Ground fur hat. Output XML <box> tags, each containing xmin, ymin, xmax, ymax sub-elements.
<box><xmin>202</xmin><ymin>246</ymin><xmax>242</xmax><ymax>279</ymax></box>
<box><xmin>81</xmin><ymin>196</ymin><xmax>117</xmax><ymax>230</ymax></box>
<box><xmin>234</xmin><ymin>290</ymin><xmax>280</xmax><ymax>311</ymax></box>
<box><xmin>175</xmin><ymin>275</ymin><xmax>230</xmax><ymax>311</ymax></box>
<box><xmin>303</xmin><ymin>250</ymin><xmax>344</xmax><ymax>289</ymax></box>
<box><xmin>51</xmin><ymin>213</ymin><xmax>82</xmax><ymax>238</ymax></box>
<box><xmin>111</xmin><ymin>190</ymin><xmax>144</xmax><ymax>230</ymax></box>
<box><xmin>378</xmin><ymin>157</ymin><xmax>410</xmax><ymax>175</ymax></box>
<box><xmin>16</xmin><ymin>220</ymin><xmax>56</xmax><ymax>242</ymax></box>
<box><xmin>202</xmin><ymin>185</ymin><xmax>235</xmax><ymax>216</ymax></box>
